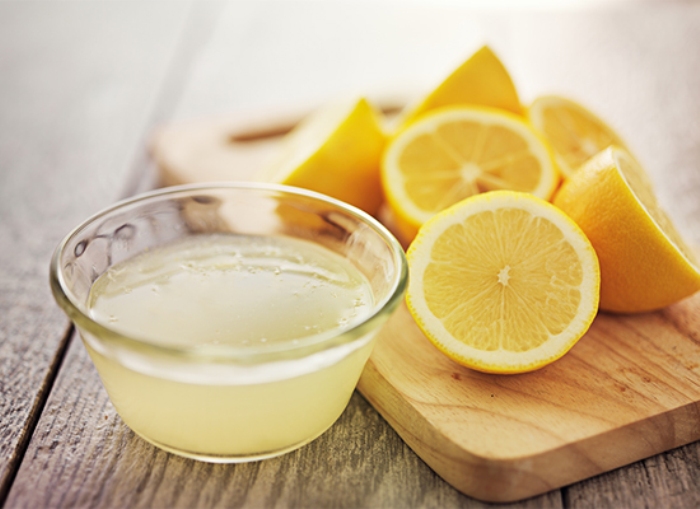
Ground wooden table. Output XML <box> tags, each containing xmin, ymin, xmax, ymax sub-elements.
<box><xmin>2</xmin><ymin>2</ymin><xmax>700</xmax><ymax>507</ymax></box>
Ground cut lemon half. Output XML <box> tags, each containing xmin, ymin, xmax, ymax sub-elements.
<box><xmin>396</xmin><ymin>45</ymin><xmax>522</xmax><ymax>130</ymax></box>
<box><xmin>262</xmin><ymin>97</ymin><xmax>386</xmax><ymax>215</ymax></box>
<box><xmin>528</xmin><ymin>95</ymin><xmax>629</xmax><ymax>178</ymax></box>
<box><xmin>407</xmin><ymin>191</ymin><xmax>600</xmax><ymax>374</ymax></box>
<box><xmin>382</xmin><ymin>106</ymin><xmax>560</xmax><ymax>243</ymax></box>
<box><xmin>553</xmin><ymin>146</ymin><xmax>700</xmax><ymax>313</ymax></box>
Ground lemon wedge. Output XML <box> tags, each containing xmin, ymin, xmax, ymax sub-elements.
<box><xmin>554</xmin><ymin>146</ymin><xmax>700</xmax><ymax>312</ymax></box>
<box><xmin>397</xmin><ymin>45</ymin><xmax>522</xmax><ymax>130</ymax></box>
<box><xmin>262</xmin><ymin>97</ymin><xmax>386</xmax><ymax>215</ymax></box>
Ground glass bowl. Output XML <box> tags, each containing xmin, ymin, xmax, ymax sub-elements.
<box><xmin>50</xmin><ymin>183</ymin><xmax>408</xmax><ymax>462</ymax></box>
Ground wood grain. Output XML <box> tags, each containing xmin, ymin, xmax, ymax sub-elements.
<box><xmin>0</xmin><ymin>0</ymin><xmax>192</xmax><ymax>502</ymax></box>
<box><xmin>564</xmin><ymin>445</ymin><xmax>700</xmax><ymax>509</ymax></box>
<box><xmin>357</xmin><ymin>294</ymin><xmax>700</xmax><ymax>502</ymax></box>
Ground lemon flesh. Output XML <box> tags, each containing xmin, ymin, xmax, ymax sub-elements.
<box><xmin>407</xmin><ymin>191</ymin><xmax>600</xmax><ymax>374</ymax></box>
<box><xmin>528</xmin><ymin>95</ymin><xmax>628</xmax><ymax>178</ymax></box>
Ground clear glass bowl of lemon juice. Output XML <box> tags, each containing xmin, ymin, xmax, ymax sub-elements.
<box><xmin>50</xmin><ymin>183</ymin><xmax>407</xmax><ymax>462</ymax></box>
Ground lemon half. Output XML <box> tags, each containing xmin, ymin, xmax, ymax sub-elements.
<box><xmin>382</xmin><ymin>106</ymin><xmax>560</xmax><ymax>243</ymax></box>
<box><xmin>407</xmin><ymin>190</ymin><xmax>600</xmax><ymax>374</ymax></box>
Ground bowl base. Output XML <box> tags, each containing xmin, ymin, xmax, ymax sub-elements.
<box><xmin>130</xmin><ymin>423</ymin><xmax>335</xmax><ymax>463</ymax></box>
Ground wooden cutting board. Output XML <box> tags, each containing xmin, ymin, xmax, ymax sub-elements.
<box><xmin>150</xmin><ymin>109</ymin><xmax>700</xmax><ymax>503</ymax></box>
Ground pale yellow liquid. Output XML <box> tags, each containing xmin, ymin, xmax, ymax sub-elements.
<box><xmin>84</xmin><ymin>234</ymin><xmax>376</xmax><ymax>460</ymax></box>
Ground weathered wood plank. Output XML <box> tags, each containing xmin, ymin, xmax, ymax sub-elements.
<box><xmin>563</xmin><ymin>444</ymin><xmax>700</xmax><ymax>509</ymax></box>
<box><xmin>0</xmin><ymin>0</ymin><xmax>194</xmax><ymax>503</ymax></box>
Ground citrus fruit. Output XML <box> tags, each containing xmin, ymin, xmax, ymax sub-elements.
<box><xmin>396</xmin><ymin>45</ymin><xmax>522</xmax><ymax>130</ymax></box>
<box><xmin>382</xmin><ymin>105</ymin><xmax>560</xmax><ymax>243</ymax></box>
<box><xmin>406</xmin><ymin>190</ymin><xmax>600</xmax><ymax>374</ymax></box>
<box><xmin>528</xmin><ymin>95</ymin><xmax>629</xmax><ymax>178</ymax></box>
<box><xmin>553</xmin><ymin>146</ymin><xmax>700</xmax><ymax>313</ymax></box>
<box><xmin>262</xmin><ymin>97</ymin><xmax>386</xmax><ymax>215</ymax></box>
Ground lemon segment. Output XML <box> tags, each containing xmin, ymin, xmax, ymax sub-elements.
<box><xmin>528</xmin><ymin>95</ymin><xmax>629</xmax><ymax>178</ymax></box>
<box><xmin>553</xmin><ymin>146</ymin><xmax>700</xmax><ymax>312</ymax></box>
<box><xmin>406</xmin><ymin>191</ymin><xmax>600</xmax><ymax>374</ymax></box>
<box><xmin>396</xmin><ymin>45</ymin><xmax>522</xmax><ymax>130</ymax></box>
<box><xmin>262</xmin><ymin>97</ymin><xmax>386</xmax><ymax>215</ymax></box>
<box><xmin>382</xmin><ymin>106</ymin><xmax>560</xmax><ymax>244</ymax></box>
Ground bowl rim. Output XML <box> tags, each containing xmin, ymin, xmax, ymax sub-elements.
<box><xmin>50</xmin><ymin>182</ymin><xmax>408</xmax><ymax>364</ymax></box>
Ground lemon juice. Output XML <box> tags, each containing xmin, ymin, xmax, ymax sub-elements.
<box><xmin>84</xmin><ymin>233</ymin><xmax>376</xmax><ymax>460</ymax></box>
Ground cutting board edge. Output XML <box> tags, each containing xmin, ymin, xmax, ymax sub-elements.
<box><xmin>357</xmin><ymin>360</ymin><xmax>700</xmax><ymax>503</ymax></box>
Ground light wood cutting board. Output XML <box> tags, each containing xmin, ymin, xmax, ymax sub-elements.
<box><xmin>150</xmin><ymin>108</ymin><xmax>700</xmax><ymax>503</ymax></box>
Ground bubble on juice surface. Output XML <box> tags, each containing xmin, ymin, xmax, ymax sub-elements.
<box><xmin>87</xmin><ymin>234</ymin><xmax>375</xmax><ymax>348</ymax></box>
